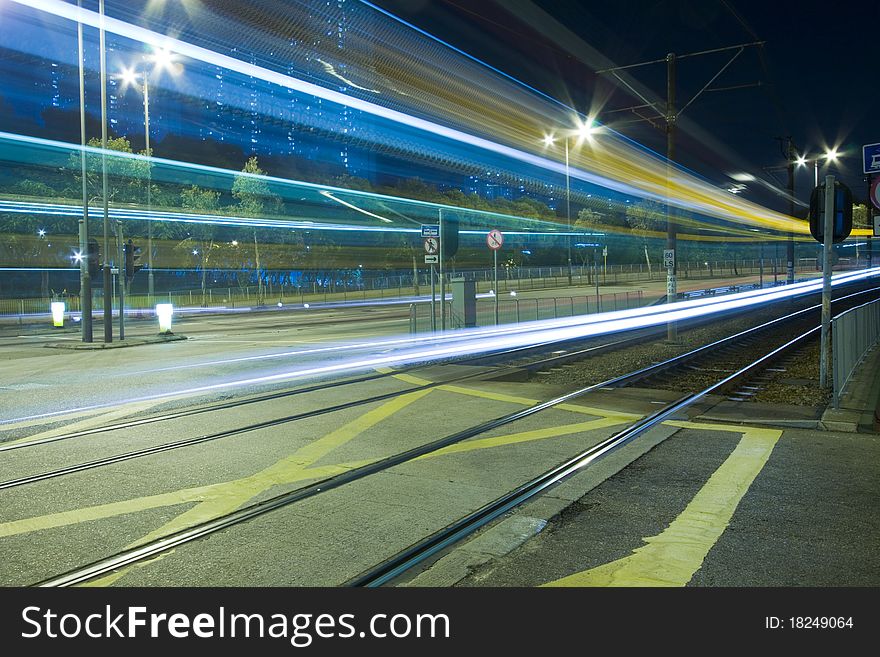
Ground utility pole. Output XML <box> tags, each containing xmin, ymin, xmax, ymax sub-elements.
<box><xmin>597</xmin><ymin>40</ymin><xmax>763</xmax><ymax>344</ymax></box>
<box><xmin>76</xmin><ymin>0</ymin><xmax>92</xmax><ymax>343</ymax></box>
<box><xmin>786</xmin><ymin>137</ymin><xmax>796</xmax><ymax>283</ymax></box>
<box><xmin>665</xmin><ymin>53</ymin><xmax>677</xmax><ymax>342</ymax></box>
<box><xmin>144</xmin><ymin>71</ymin><xmax>154</xmax><ymax>300</ymax></box>
<box><xmin>99</xmin><ymin>0</ymin><xmax>112</xmax><ymax>343</ymax></box>
<box><xmin>819</xmin><ymin>175</ymin><xmax>834</xmax><ymax>388</ymax></box>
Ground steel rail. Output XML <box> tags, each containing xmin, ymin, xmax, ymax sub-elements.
<box><xmin>0</xmin><ymin>335</ymin><xmax>654</xmax><ymax>491</ymax></box>
<box><xmin>33</xmin><ymin>291</ymin><xmax>847</xmax><ymax>588</ymax></box>
<box><xmin>348</xmin><ymin>324</ymin><xmax>817</xmax><ymax>587</ymax></box>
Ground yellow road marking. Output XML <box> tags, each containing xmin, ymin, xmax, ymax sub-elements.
<box><xmin>415</xmin><ymin>415</ymin><xmax>631</xmax><ymax>460</ymax></box>
<box><xmin>0</xmin><ymin>363</ymin><xmax>650</xmax><ymax>586</ymax></box>
<box><xmin>0</xmin><ymin>401</ymin><xmax>161</xmax><ymax>447</ymax></box>
<box><xmin>131</xmin><ymin>389</ymin><xmax>433</xmax><ymax>546</ymax></box>
<box><xmin>391</xmin><ymin>371</ymin><xmax>640</xmax><ymax>419</ymax></box>
<box><xmin>0</xmin><ymin>404</ymin><xmax>635</xmax><ymax>543</ymax></box>
<box><xmin>543</xmin><ymin>422</ymin><xmax>781</xmax><ymax>587</ymax></box>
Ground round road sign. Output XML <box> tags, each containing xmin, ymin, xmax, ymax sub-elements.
<box><xmin>424</xmin><ymin>237</ymin><xmax>439</xmax><ymax>255</ymax></box>
<box><xmin>871</xmin><ymin>177</ymin><xmax>880</xmax><ymax>211</ymax></box>
<box><xmin>487</xmin><ymin>229</ymin><xmax>504</xmax><ymax>250</ymax></box>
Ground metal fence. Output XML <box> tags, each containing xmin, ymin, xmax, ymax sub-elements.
<box><xmin>832</xmin><ymin>298</ymin><xmax>880</xmax><ymax>408</ymax></box>
<box><xmin>409</xmin><ymin>290</ymin><xmax>644</xmax><ymax>333</ymax></box>
<box><xmin>0</xmin><ymin>258</ymin><xmax>804</xmax><ymax>324</ymax></box>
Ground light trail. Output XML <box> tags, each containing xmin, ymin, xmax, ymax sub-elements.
<box><xmin>2</xmin><ymin>267</ymin><xmax>876</xmax><ymax>424</ymax></box>
<box><xmin>6</xmin><ymin>0</ymin><xmax>816</xmax><ymax>234</ymax></box>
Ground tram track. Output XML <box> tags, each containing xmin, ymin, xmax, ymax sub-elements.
<box><xmin>0</xmin><ymin>283</ymin><xmax>851</xmax><ymax>490</ymax></box>
<box><xmin>31</xmin><ymin>282</ymin><xmax>880</xmax><ymax>587</ymax></box>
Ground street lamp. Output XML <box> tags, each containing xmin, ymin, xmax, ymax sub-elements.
<box><xmin>119</xmin><ymin>48</ymin><xmax>181</xmax><ymax>300</ymax></box>
<box><xmin>542</xmin><ymin>118</ymin><xmax>598</xmax><ymax>286</ymax></box>
<box><xmin>795</xmin><ymin>149</ymin><xmax>841</xmax><ymax>187</ymax></box>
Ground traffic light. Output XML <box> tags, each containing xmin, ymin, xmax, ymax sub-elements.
<box><xmin>124</xmin><ymin>239</ymin><xmax>143</xmax><ymax>281</ymax></box>
<box><xmin>87</xmin><ymin>238</ymin><xmax>100</xmax><ymax>279</ymax></box>
<box><xmin>442</xmin><ymin>214</ymin><xmax>459</xmax><ymax>258</ymax></box>
<box><xmin>809</xmin><ymin>180</ymin><xmax>853</xmax><ymax>244</ymax></box>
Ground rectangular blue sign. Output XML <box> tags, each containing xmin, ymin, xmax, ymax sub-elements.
<box><xmin>864</xmin><ymin>143</ymin><xmax>880</xmax><ymax>174</ymax></box>
<box><xmin>421</xmin><ymin>224</ymin><xmax>440</xmax><ymax>237</ymax></box>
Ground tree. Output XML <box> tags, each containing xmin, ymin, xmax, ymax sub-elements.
<box><xmin>66</xmin><ymin>136</ymin><xmax>150</xmax><ymax>206</ymax></box>
<box><xmin>853</xmin><ymin>203</ymin><xmax>869</xmax><ymax>229</ymax></box>
<box><xmin>232</xmin><ymin>157</ymin><xmax>284</xmax><ymax>302</ymax></box>
<box><xmin>178</xmin><ymin>185</ymin><xmax>221</xmax><ymax>304</ymax></box>
<box><xmin>625</xmin><ymin>200</ymin><xmax>665</xmax><ymax>278</ymax></box>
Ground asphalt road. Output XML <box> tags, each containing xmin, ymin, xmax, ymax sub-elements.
<box><xmin>456</xmin><ymin>425</ymin><xmax>880</xmax><ymax>587</ymax></box>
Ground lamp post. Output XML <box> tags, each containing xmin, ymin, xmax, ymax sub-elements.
<box><xmin>76</xmin><ymin>0</ymin><xmax>92</xmax><ymax>342</ymax></box>
<box><xmin>542</xmin><ymin>119</ymin><xmax>597</xmax><ymax>288</ymax></box>
<box><xmin>99</xmin><ymin>0</ymin><xmax>112</xmax><ymax>343</ymax></box>
<box><xmin>795</xmin><ymin>148</ymin><xmax>842</xmax><ymax>271</ymax></box>
<box><xmin>795</xmin><ymin>148</ymin><xmax>840</xmax><ymax>189</ymax></box>
<box><xmin>120</xmin><ymin>49</ymin><xmax>179</xmax><ymax>302</ymax></box>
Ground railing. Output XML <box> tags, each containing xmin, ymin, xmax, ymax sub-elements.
<box><xmin>832</xmin><ymin>298</ymin><xmax>880</xmax><ymax>408</ymax></box>
<box><xmin>0</xmin><ymin>258</ymin><xmax>809</xmax><ymax>325</ymax></box>
<box><xmin>409</xmin><ymin>290</ymin><xmax>644</xmax><ymax>333</ymax></box>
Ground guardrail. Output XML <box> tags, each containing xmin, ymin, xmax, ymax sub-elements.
<box><xmin>832</xmin><ymin>297</ymin><xmax>880</xmax><ymax>408</ymax></box>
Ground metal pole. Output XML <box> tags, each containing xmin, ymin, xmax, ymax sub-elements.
<box><xmin>99</xmin><ymin>0</ymin><xmax>112</xmax><ymax>343</ymax></box>
<box><xmin>786</xmin><ymin>138</ymin><xmax>795</xmax><ymax>284</ymax></box>
<box><xmin>430</xmin><ymin>264</ymin><xmax>436</xmax><ymax>332</ymax></box>
<box><xmin>565</xmin><ymin>139</ymin><xmax>572</xmax><ymax>286</ymax></box>
<box><xmin>439</xmin><ymin>209</ymin><xmax>446</xmax><ymax>330</ymax></box>
<box><xmin>117</xmin><ymin>221</ymin><xmax>125</xmax><ymax>340</ymax></box>
<box><xmin>869</xmin><ymin>173</ymin><xmax>875</xmax><ymax>268</ymax></box>
<box><xmin>594</xmin><ymin>246</ymin><xmax>600</xmax><ymax>311</ymax></box>
<box><xmin>666</xmin><ymin>52</ymin><xmax>678</xmax><ymax>342</ymax></box>
<box><xmin>759</xmin><ymin>241</ymin><xmax>764</xmax><ymax>287</ymax></box>
<box><xmin>819</xmin><ymin>175</ymin><xmax>835</xmax><ymax>388</ymax></box>
<box><xmin>77</xmin><ymin>0</ymin><xmax>92</xmax><ymax>343</ymax></box>
<box><xmin>144</xmin><ymin>70</ymin><xmax>154</xmax><ymax>300</ymax></box>
<box><xmin>494</xmin><ymin>248</ymin><xmax>499</xmax><ymax>325</ymax></box>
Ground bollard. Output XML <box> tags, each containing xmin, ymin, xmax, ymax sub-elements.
<box><xmin>51</xmin><ymin>301</ymin><xmax>65</xmax><ymax>328</ymax></box>
<box><xmin>156</xmin><ymin>303</ymin><xmax>173</xmax><ymax>333</ymax></box>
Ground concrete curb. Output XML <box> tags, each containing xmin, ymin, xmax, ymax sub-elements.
<box><xmin>44</xmin><ymin>334</ymin><xmax>187</xmax><ymax>350</ymax></box>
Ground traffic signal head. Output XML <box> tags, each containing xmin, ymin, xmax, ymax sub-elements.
<box><xmin>125</xmin><ymin>239</ymin><xmax>143</xmax><ymax>281</ymax></box>
<box><xmin>809</xmin><ymin>180</ymin><xmax>853</xmax><ymax>244</ymax></box>
<box><xmin>87</xmin><ymin>238</ymin><xmax>100</xmax><ymax>279</ymax></box>
<box><xmin>442</xmin><ymin>214</ymin><xmax>459</xmax><ymax>258</ymax></box>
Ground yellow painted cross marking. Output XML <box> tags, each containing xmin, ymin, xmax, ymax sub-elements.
<box><xmin>0</xmin><ymin>367</ymin><xmax>643</xmax><ymax>585</ymax></box>
<box><xmin>0</xmin><ymin>401</ymin><xmax>161</xmax><ymax>448</ymax></box>
<box><xmin>543</xmin><ymin>421</ymin><xmax>782</xmax><ymax>587</ymax></box>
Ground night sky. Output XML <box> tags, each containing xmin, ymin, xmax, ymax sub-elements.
<box><xmin>373</xmin><ymin>0</ymin><xmax>878</xmax><ymax>210</ymax></box>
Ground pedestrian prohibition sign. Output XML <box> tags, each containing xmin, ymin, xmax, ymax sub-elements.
<box><xmin>424</xmin><ymin>237</ymin><xmax>439</xmax><ymax>255</ymax></box>
<box><xmin>487</xmin><ymin>229</ymin><xmax>503</xmax><ymax>250</ymax></box>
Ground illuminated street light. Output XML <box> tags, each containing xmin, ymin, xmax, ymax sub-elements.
<box><xmin>119</xmin><ymin>47</ymin><xmax>182</xmax><ymax>300</ymax></box>
<box><xmin>794</xmin><ymin>149</ymin><xmax>843</xmax><ymax>186</ymax></box>
<box><xmin>541</xmin><ymin>118</ymin><xmax>601</xmax><ymax>285</ymax></box>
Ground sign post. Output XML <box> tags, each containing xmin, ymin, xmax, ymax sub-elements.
<box><xmin>603</xmin><ymin>245</ymin><xmax>608</xmax><ymax>284</ymax></box>
<box><xmin>663</xmin><ymin>249</ymin><xmax>675</xmax><ymax>327</ymax></box>
<box><xmin>438</xmin><ymin>211</ymin><xmax>445</xmax><ymax>331</ymax></box>
<box><xmin>820</xmin><ymin>175</ymin><xmax>835</xmax><ymax>388</ymax></box>
<box><xmin>422</xmin><ymin>224</ymin><xmax>440</xmax><ymax>331</ymax></box>
<box><xmin>487</xmin><ymin>229</ymin><xmax>503</xmax><ymax>325</ymax></box>
<box><xmin>865</xmin><ymin>144</ymin><xmax>880</xmax><ymax>270</ymax></box>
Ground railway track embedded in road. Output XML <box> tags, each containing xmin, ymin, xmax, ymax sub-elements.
<box><xmin>30</xmin><ymin>283</ymin><xmax>880</xmax><ymax>587</ymax></box>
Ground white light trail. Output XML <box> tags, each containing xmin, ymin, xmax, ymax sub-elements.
<box><xmin>3</xmin><ymin>267</ymin><xmax>876</xmax><ymax>424</ymax></box>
